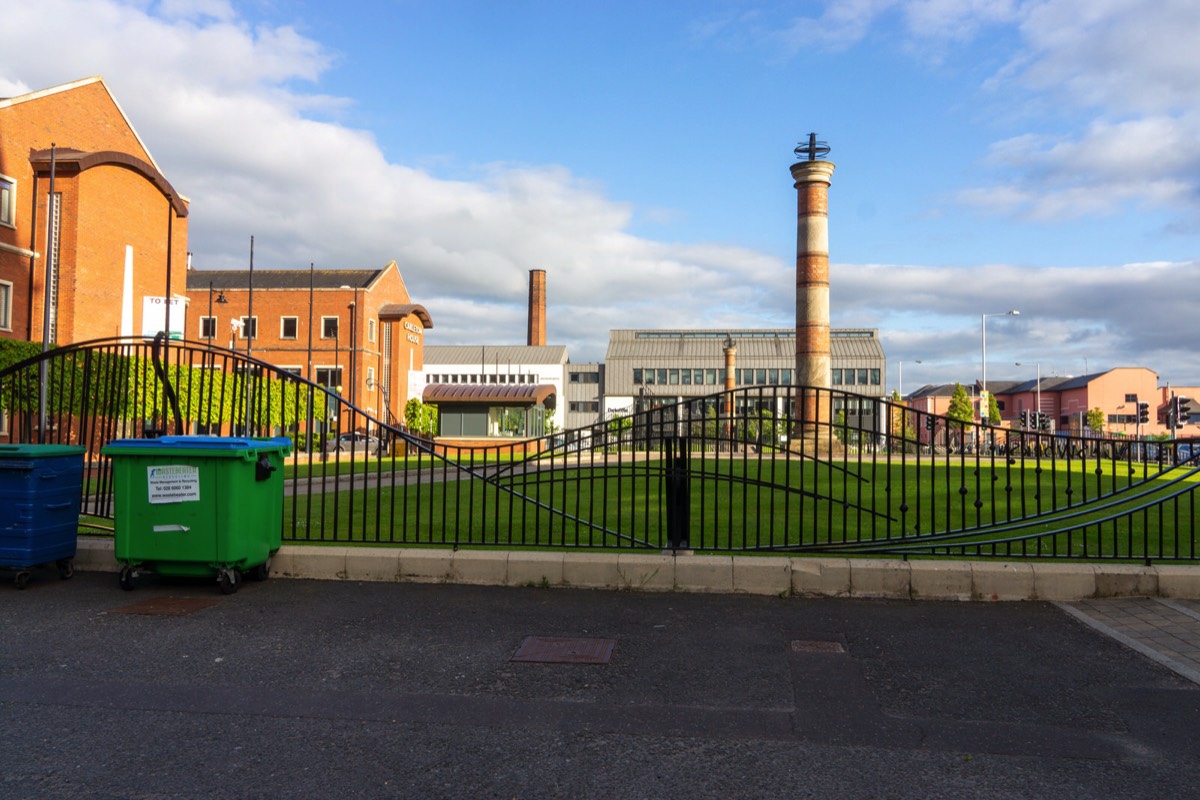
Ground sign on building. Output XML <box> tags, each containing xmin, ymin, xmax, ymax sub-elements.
<box><xmin>142</xmin><ymin>296</ymin><xmax>187</xmax><ymax>340</ymax></box>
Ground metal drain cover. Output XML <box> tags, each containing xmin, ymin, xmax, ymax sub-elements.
<box><xmin>511</xmin><ymin>636</ymin><xmax>616</xmax><ymax>664</ymax></box>
<box><xmin>790</xmin><ymin>639</ymin><xmax>846</xmax><ymax>654</ymax></box>
<box><xmin>112</xmin><ymin>597</ymin><xmax>222</xmax><ymax>616</ymax></box>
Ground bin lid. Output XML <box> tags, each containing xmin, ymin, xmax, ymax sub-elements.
<box><xmin>102</xmin><ymin>436</ymin><xmax>292</xmax><ymax>457</ymax></box>
<box><xmin>0</xmin><ymin>444</ymin><xmax>87</xmax><ymax>458</ymax></box>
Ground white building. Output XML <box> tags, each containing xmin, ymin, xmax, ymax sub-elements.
<box><xmin>418</xmin><ymin>345</ymin><xmax>568</xmax><ymax>438</ymax></box>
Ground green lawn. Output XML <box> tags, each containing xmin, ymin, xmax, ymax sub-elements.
<box><xmin>277</xmin><ymin>454</ymin><xmax>1200</xmax><ymax>560</ymax></box>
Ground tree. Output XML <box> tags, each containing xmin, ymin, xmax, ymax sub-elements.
<box><xmin>987</xmin><ymin>393</ymin><xmax>1002</xmax><ymax>426</ymax></box>
<box><xmin>607</xmin><ymin>414</ymin><xmax>632</xmax><ymax>449</ymax></box>
<box><xmin>1086</xmin><ymin>407</ymin><xmax>1105</xmax><ymax>434</ymax></box>
<box><xmin>404</xmin><ymin>398</ymin><xmax>438</xmax><ymax>437</ymax></box>
<box><xmin>888</xmin><ymin>389</ymin><xmax>911</xmax><ymax>442</ymax></box>
<box><xmin>946</xmin><ymin>383</ymin><xmax>974</xmax><ymax>431</ymax></box>
<box><xmin>834</xmin><ymin>409</ymin><xmax>850</xmax><ymax>444</ymax></box>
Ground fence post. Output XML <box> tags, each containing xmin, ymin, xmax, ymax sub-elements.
<box><xmin>666</xmin><ymin>436</ymin><xmax>691</xmax><ymax>550</ymax></box>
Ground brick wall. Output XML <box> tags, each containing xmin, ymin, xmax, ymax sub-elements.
<box><xmin>0</xmin><ymin>78</ymin><xmax>187</xmax><ymax>345</ymax></box>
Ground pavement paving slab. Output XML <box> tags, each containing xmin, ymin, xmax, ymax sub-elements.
<box><xmin>4</xmin><ymin>573</ymin><xmax>1200</xmax><ymax>799</ymax></box>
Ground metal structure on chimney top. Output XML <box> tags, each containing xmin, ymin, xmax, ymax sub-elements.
<box><xmin>795</xmin><ymin>133</ymin><xmax>831</xmax><ymax>162</ymax></box>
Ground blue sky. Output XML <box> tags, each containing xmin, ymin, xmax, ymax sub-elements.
<box><xmin>3</xmin><ymin>0</ymin><xmax>1199</xmax><ymax>391</ymax></box>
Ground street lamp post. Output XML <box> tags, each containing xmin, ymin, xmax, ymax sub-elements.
<box><xmin>982</xmin><ymin>309</ymin><xmax>1020</xmax><ymax>418</ymax></box>
<box><xmin>348</xmin><ymin>296</ymin><xmax>357</xmax><ymax>412</ymax></box>
<box><xmin>207</xmin><ymin>282</ymin><xmax>227</xmax><ymax>343</ymax></box>
<box><xmin>898</xmin><ymin>359</ymin><xmax>922</xmax><ymax>400</ymax></box>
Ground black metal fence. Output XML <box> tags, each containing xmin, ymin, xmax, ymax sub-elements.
<box><xmin>4</xmin><ymin>337</ymin><xmax>1198</xmax><ymax>562</ymax></box>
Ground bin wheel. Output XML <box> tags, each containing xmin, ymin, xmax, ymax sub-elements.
<box><xmin>14</xmin><ymin>571</ymin><xmax>31</xmax><ymax>590</ymax></box>
<box><xmin>218</xmin><ymin>568</ymin><xmax>242</xmax><ymax>595</ymax></box>
<box><xmin>56</xmin><ymin>559</ymin><xmax>74</xmax><ymax>580</ymax></box>
<box><xmin>248</xmin><ymin>559</ymin><xmax>270</xmax><ymax>582</ymax></box>
<box><xmin>118</xmin><ymin>566</ymin><xmax>137</xmax><ymax>591</ymax></box>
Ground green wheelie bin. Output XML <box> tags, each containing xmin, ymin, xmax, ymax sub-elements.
<box><xmin>102</xmin><ymin>436</ymin><xmax>292</xmax><ymax>594</ymax></box>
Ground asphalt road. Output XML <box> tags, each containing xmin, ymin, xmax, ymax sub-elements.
<box><xmin>4</xmin><ymin>572</ymin><xmax>1200</xmax><ymax>799</ymax></box>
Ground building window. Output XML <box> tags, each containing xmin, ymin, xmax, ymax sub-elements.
<box><xmin>870</xmin><ymin>369</ymin><xmax>881</xmax><ymax>386</ymax></box>
<box><xmin>705</xmin><ymin>369</ymin><xmax>718</xmax><ymax>385</ymax></box>
<box><xmin>858</xmin><ymin>369</ymin><xmax>869</xmax><ymax>385</ymax></box>
<box><xmin>570</xmin><ymin>372</ymin><xmax>600</xmax><ymax>384</ymax></box>
<box><xmin>831</xmin><ymin>369</ymin><xmax>843</xmax><ymax>385</ymax></box>
<box><xmin>368</xmin><ymin>318</ymin><xmax>377</xmax><ymax>343</ymax></box>
<box><xmin>668</xmin><ymin>369</ymin><xmax>679</xmax><ymax>385</ymax></box>
<box><xmin>0</xmin><ymin>280</ymin><xmax>11</xmax><ymax>330</ymax></box>
<box><xmin>280</xmin><ymin>317</ymin><xmax>298</xmax><ymax>339</ymax></box>
<box><xmin>239</xmin><ymin>316</ymin><xmax>258</xmax><ymax>340</ymax></box>
<box><xmin>0</xmin><ymin>176</ymin><xmax>13</xmax><ymax>227</ymax></box>
<box><xmin>1124</xmin><ymin>394</ymin><xmax>1138</xmax><ymax>403</ymax></box>
<box><xmin>315</xmin><ymin>367</ymin><xmax>343</xmax><ymax>389</ymax></box>
<box><xmin>569</xmin><ymin>401</ymin><xmax>600</xmax><ymax>413</ymax></box>
<box><xmin>200</xmin><ymin>316</ymin><xmax>216</xmax><ymax>339</ymax></box>
<box><xmin>366</xmin><ymin>366</ymin><xmax>376</xmax><ymax>391</ymax></box>
<box><xmin>321</xmin><ymin>317</ymin><xmax>339</xmax><ymax>339</ymax></box>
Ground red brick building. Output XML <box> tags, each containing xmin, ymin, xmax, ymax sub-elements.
<box><xmin>0</xmin><ymin>76</ymin><xmax>189</xmax><ymax>345</ymax></box>
<box><xmin>185</xmin><ymin>263</ymin><xmax>432</xmax><ymax>426</ymax></box>
<box><xmin>908</xmin><ymin>368</ymin><xmax>1200</xmax><ymax>438</ymax></box>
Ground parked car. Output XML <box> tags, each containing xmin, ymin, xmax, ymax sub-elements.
<box><xmin>324</xmin><ymin>432</ymin><xmax>389</xmax><ymax>455</ymax></box>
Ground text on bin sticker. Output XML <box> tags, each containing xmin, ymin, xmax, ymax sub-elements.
<box><xmin>147</xmin><ymin>464</ymin><xmax>200</xmax><ymax>504</ymax></box>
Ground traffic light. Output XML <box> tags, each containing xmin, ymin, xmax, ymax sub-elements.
<box><xmin>1037</xmin><ymin>412</ymin><xmax>1050</xmax><ymax>431</ymax></box>
<box><xmin>1138</xmin><ymin>402</ymin><xmax>1150</xmax><ymax>424</ymax></box>
<box><xmin>1019</xmin><ymin>410</ymin><xmax>1029</xmax><ymax>428</ymax></box>
<box><xmin>925</xmin><ymin>416</ymin><xmax>935</xmax><ymax>431</ymax></box>
<box><xmin>1179</xmin><ymin>397</ymin><xmax>1193</xmax><ymax>427</ymax></box>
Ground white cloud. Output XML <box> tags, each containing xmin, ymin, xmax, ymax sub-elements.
<box><xmin>958</xmin><ymin>115</ymin><xmax>1200</xmax><ymax>220</ymax></box>
<box><xmin>3</xmin><ymin>0</ymin><xmax>1198</xmax><ymax>388</ymax></box>
<box><xmin>0</xmin><ymin>0</ymin><xmax>797</xmax><ymax>364</ymax></box>
<box><xmin>1012</xmin><ymin>0</ymin><xmax>1200</xmax><ymax>116</ymax></box>
<box><xmin>833</xmin><ymin>260</ymin><xmax>1200</xmax><ymax>387</ymax></box>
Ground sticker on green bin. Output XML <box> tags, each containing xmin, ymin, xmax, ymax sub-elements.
<box><xmin>147</xmin><ymin>464</ymin><xmax>201</xmax><ymax>504</ymax></box>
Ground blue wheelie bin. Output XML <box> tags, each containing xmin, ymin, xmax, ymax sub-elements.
<box><xmin>0</xmin><ymin>444</ymin><xmax>88</xmax><ymax>589</ymax></box>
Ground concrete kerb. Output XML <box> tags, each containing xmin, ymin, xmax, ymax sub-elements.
<box><xmin>674</xmin><ymin>554</ymin><xmax>734</xmax><ymax>593</ymax></box>
<box><xmin>972</xmin><ymin>561</ymin><xmax>1036</xmax><ymax>601</ymax></box>
<box><xmin>732</xmin><ymin>556</ymin><xmax>792</xmax><ymax>596</ymax></box>
<box><xmin>66</xmin><ymin>537</ymin><xmax>1200</xmax><ymax>600</ymax></box>
<box><xmin>507</xmin><ymin>551</ymin><xmax>564</xmax><ymax>588</ymax></box>
<box><xmin>790</xmin><ymin>557</ymin><xmax>851</xmax><ymax>597</ymax></box>
<box><xmin>849</xmin><ymin>558</ymin><xmax>912</xmax><ymax>599</ymax></box>
<box><xmin>1031</xmin><ymin>562</ymin><xmax>1097</xmax><ymax>601</ymax></box>
<box><xmin>909</xmin><ymin>560</ymin><xmax>974</xmax><ymax>601</ymax></box>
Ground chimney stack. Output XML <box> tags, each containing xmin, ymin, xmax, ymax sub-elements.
<box><xmin>527</xmin><ymin>269</ymin><xmax>546</xmax><ymax>347</ymax></box>
<box><xmin>791</xmin><ymin>134</ymin><xmax>835</xmax><ymax>429</ymax></box>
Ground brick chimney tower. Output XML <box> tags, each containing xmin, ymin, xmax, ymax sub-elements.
<box><xmin>790</xmin><ymin>134</ymin><xmax>835</xmax><ymax>428</ymax></box>
<box><xmin>527</xmin><ymin>269</ymin><xmax>546</xmax><ymax>347</ymax></box>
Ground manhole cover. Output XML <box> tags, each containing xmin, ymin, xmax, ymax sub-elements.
<box><xmin>510</xmin><ymin>636</ymin><xmax>616</xmax><ymax>664</ymax></box>
<box><xmin>790</xmin><ymin>639</ymin><xmax>846</xmax><ymax>654</ymax></box>
<box><xmin>112</xmin><ymin>597</ymin><xmax>222</xmax><ymax>616</ymax></box>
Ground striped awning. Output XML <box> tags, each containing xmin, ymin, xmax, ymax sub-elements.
<box><xmin>422</xmin><ymin>384</ymin><xmax>556</xmax><ymax>408</ymax></box>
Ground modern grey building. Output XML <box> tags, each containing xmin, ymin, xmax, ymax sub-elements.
<box><xmin>565</xmin><ymin>363</ymin><xmax>604</xmax><ymax>430</ymax></box>
<box><xmin>600</xmin><ymin>328</ymin><xmax>887</xmax><ymax>424</ymax></box>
